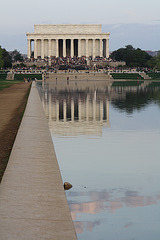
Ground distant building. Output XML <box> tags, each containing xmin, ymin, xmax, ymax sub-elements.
<box><xmin>145</xmin><ymin>50</ymin><xmax>160</xmax><ymax>57</ymax></box>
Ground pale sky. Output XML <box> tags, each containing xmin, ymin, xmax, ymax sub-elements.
<box><xmin>1</xmin><ymin>0</ymin><xmax>160</xmax><ymax>53</ymax></box>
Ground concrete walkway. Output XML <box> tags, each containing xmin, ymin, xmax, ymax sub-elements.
<box><xmin>0</xmin><ymin>82</ymin><xmax>77</xmax><ymax>240</ymax></box>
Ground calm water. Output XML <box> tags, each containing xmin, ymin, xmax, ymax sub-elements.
<box><xmin>38</xmin><ymin>81</ymin><xmax>160</xmax><ymax>240</ymax></box>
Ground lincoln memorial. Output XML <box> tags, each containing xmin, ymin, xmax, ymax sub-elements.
<box><xmin>26</xmin><ymin>24</ymin><xmax>110</xmax><ymax>59</ymax></box>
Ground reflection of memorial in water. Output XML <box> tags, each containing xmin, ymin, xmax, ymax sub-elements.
<box><xmin>40</xmin><ymin>82</ymin><xmax>110</xmax><ymax>136</ymax></box>
<box><xmin>39</xmin><ymin>80</ymin><xmax>159</xmax><ymax>135</ymax></box>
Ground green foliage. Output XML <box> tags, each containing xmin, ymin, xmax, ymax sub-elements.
<box><xmin>146</xmin><ymin>57</ymin><xmax>156</xmax><ymax>68</ymax></box>
<box><xmin>0</xmin><ymin>47</ymin><xmax>24</xmax><ymax>69</ymax></box>
<box><xmin>147</xmin><ymin>53</ymin><xmax>160</xmax><ymax>70</ymax></box>
<box><xmin>111</xmin><ymin>90</ymin><xmax>160</xmax><ymax>114</ymax></box>
<box><xmin>110</xmin><ymin>45</ymin><xmax>152</xmax><ymax>67</ymax></box>
<box><xmin>154</xmin><ymin>54</ymin><xmax>160</xmax><ymax>70</ymax></box>
<box><xmin>11</xmin><ymin>49</ymin><xmax>23</xmax><ymax>62</ymax></box>
<box><xmin>2</xmin><ymin>48</ymin><xmax>12</xmax><ymax>68</ymax></box>
<box><xmin>0</xmin><ymin>47</ymin><xmax>25</xmax><ymax>69</ymax></box>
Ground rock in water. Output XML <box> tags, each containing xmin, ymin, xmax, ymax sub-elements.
<box><xmin>64</xmin><ymin>182</ymin><xmax>72</xmax><ymax>190</ymax></box>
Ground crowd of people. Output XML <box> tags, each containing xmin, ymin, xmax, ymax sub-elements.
<box><xmin>16</xmin><ymin>56</ymin><xmax>113</xmax><ymax>71</ymax></box>
<box><xmin>11</xmin><ymin>56</ymin><xmax>154</xmax><ymax>73</ymax></box>
<box><xmin>15</xmin><ymin>56</ymin><xmax>90</xmax><ymax>72</ymax></box>
<box><xmin>51</xmin><ymin>56</ymin><xmax>87</xmax><ymax>69</ymax></box>
<box><xmin>24</xmin><ymin>56</ymin><xmax>114</xmax><ymax>64</ymax></box>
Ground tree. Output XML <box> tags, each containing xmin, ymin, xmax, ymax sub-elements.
<box><xmin>2</xmin><ymin>48</ymin><xmax>12</xmax><ymax>68</ymax></box>
<box><xmin>147</xmin><ymin>52</ymin><xmax>160</xmax><ymax>70</ymax></box>
<box><xmin>125</xmin><ymin>45</ymin><xmax>134</xmax><ymax>51</ymax></box>
<box><xmin>154</xmin><ymin>55</ymin><xmax>160</xmax><ymax>70</ymax></box>
<box><xmin>110</xmin><ymin>45</ymin><xmax>152</xmax><ymax>67</ymax></box>
<box><xmin>11</xmin><ymin>49</ymin><xmax>23</xmax><ymax>62</ymax></box>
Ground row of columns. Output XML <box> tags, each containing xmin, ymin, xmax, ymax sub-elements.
<box><xmin>27</xmin><ymin>38</ymin><xmax>109</xmax><ymax>59</ymax></box>
<box><xmin>51</xmin><ymin>100</ymin><xmax>107</xmax><ymax>122</ymax></box>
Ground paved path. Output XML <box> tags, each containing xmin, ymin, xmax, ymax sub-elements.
<box><xmin>0</xmin><ymin>82</ymin><xmax>77</xmax><ymax>240</ymax></box>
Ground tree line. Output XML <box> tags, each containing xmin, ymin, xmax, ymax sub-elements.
<box><xmin>110</xmin><ymin>45</ymin><xmax>160</xmax><ymax>70</ymax></box>
<box><xmin>0</xmin><ymin>46</ymin><xmax>23</xmax><ymax>69</ymax></box>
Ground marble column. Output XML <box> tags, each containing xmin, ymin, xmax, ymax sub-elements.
<box><xmin>27</xmin><ymin>39</ymin><xmax>31</xmax><ymax>58</ymax></box>
<box><xmin>106</xmin><ymin>39</ymin><xmax>109</xmax><ymax>58</ymax></box>
<box><xmin>63</xmin><ymin>39</ymin><xmax>66</xmax><ymax>57</ymax></box>
<box><xmin>48</xmin><ymin>39</ymin><xmax>52</xmax><ymax>57</ymax></box>
<box><xmin>56</xmin><ymin>39</ymin><xmax>59</xmax><ymax>57</ymax></box>
<box><xmin>71</xmin><ymin>39</ymin><xmax>74</xmax><ymax>57</ymax></box>
<box><xmin>103</xmin><ymin>39</ymin><xmax>106</xmax><ymax>58</ymax></box>
<box><xmin>93</xmin><ymin>39</ymin><xmax>96</xmax><ymax>59</ymax></box>
<box><xmin>100</xmin><ymin>39</ymin><xmax>103</xmax><ymax>57</ymax></box>
<box><xmin>86</xmin><ymin>39</ymin><xmax>88</xmax><ymax>57</ymax></box>
<box><xmin>41</xmin><ymin>39</ymin><xmax>44</xmax><ymax>59</ymax></box>
<box><xmin>78</xmin><ymin>39</ymin><xmax>81</xmax><ymax>57</ymax></box>
<box><xmin>34</xmin><ymin>39</ymin><xmax>37</xmax><ymax>58</ymax></box>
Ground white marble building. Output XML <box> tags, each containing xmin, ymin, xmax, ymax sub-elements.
<box><xmin>26</xmin><ymin>24</ymin><xmax>110</xmax><ymax>59</ymax></box>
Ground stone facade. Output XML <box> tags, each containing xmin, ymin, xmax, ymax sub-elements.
<box><xmin>26</xmin><ymin>24</ymin><xmax>110</xmax><ymax>59</ymax></box>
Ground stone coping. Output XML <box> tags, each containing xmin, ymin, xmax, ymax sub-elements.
<box><xmin>0</xmin><ymin>82</ymin><xmax>77</xmax><ymax>240</ymax></box>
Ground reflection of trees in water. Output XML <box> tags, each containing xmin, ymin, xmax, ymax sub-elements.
<box><xmin>111</xmin><ymin>88</ymin><xmax>160</xmax><ymax>114</ymax></box>
<box><xmin>38</xmin><ymin>82</ymin><xmax>160</xmax><ymax>115</ymax></box>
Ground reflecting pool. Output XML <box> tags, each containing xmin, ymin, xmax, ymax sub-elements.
<box><xmin>38</xmin><ymin>80</ymin><xmax>160</xmax><ymax>240</ymax></box>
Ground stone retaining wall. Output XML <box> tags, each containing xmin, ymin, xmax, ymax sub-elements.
<box><xmin>0</xmin><ymin>82</ymin><xmax>77</xmax><ymax>240</ymax></box>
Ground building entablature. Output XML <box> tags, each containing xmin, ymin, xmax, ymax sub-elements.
<box><xmin>26</xmin><ymin>33</ymin><xmax>110</xmax><ymax>40</ymax></box>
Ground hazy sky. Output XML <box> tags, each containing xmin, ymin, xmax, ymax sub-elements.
<box><xmin>1</xmin><ymin>0</ymin><xmax>160</xmax><ymax>53</ymax></box>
